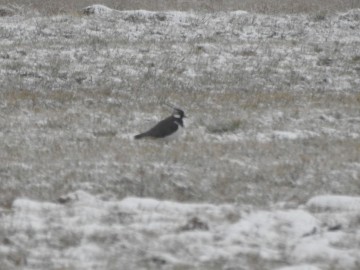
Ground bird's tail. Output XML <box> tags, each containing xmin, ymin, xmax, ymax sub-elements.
<box><xmin>134</xmin><ymin>132</ymin><xmax>147</xmax><ymax>139</ymax></box>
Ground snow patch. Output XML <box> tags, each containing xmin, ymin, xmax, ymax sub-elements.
<box><xmin>229</xmin><ymin>10</ymin><xmax>249</xmax><ymax>16</ymax></box>
<box><xmin>3</xmin><ymin>191</ymin><xmax>360</xmax><ymax>269</ymax></box>
<box><xmin>223</xmin><ymin>209</ymin><xmax>319</xmax><ymax>248</ymax></box>
<box><xmin>82</xmin><ymin>5</ymin><xmax>115</xmax><ymax>15</ymax></box>
<box><xmin>292</xmin><ymin>236</ymin><xmax>358</xmax><ymax>268</ymax></box>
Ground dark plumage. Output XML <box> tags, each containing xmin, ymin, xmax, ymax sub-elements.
<box><xmin>134</xmin><ymin>108</ymin><xmax>186</xmax><ymax>139</ymax></box>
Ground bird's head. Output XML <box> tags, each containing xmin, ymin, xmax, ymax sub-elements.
<box><xmin>164</xmin><ymin>102</ymin><xmax>186</xmax><ymax>120</ymax></box>
<box><xmin>173</xmin><ymin>108</ymin><xmax>186</xmax><ymax>119</ymax></box>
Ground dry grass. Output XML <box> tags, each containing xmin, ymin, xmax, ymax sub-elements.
<box><xmin>0</xmin><ymin>9</ymin><xmax>359</xmax><ymax>270</ymax></box>
<box><xmin>3</xmin><ymin>87</ymin><xmax>359</xmax><ymax>206</ymax></box>
<box><xmin>0</xmin><ymin>8</ymin><xmax>359</xmax><ymax>209</ymax></box>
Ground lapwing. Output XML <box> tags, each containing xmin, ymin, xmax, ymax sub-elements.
<box><xmin>134</xmin><ymin>107</ymin><xmax>186</xmax><ymax>140</ymax></box>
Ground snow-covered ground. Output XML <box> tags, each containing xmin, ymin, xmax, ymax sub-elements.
<box><xmin>0</xmin><ymin>5</ymin><xmax>360</xmax><ymax>269</ymax></box>
<box><xmin>1</xmin><ymin>191</ymin><xmax>360</xmax><ymax>269</ymax></box>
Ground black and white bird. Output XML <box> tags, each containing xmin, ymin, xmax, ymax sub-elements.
<box><xmin>134</xmin><ymin>107</ymin><xmax>186</xmax><ymax>140</ymax></box>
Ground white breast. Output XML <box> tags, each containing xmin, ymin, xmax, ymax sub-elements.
<box><xmin>164</xmin><ymin>122</ymin><xmax>184</xmax><ymax>141</ymax></box>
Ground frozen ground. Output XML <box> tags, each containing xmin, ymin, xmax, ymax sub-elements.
<box><xmin>1</xmin><ymin>191</ymin><xmax>360</xmax><ymax>269</ymax></box>
<box><xmin>0</xmin><ymin>5</ymin><xmax>360</xmax><ymax>269</ymax></box>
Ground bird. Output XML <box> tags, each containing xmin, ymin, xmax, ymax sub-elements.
<box><xmin>134</xmin><ymin>107</ymin><xmax>186</xmax><ymax>140</ymax></box>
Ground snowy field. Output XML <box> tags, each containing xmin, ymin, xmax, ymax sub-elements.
<box><xmin>0</xmin><ymin>4</ymin><xmax>360</xmax><ymax>269</ymax></box>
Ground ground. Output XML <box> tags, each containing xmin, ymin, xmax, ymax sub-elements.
<box><xmin>0</xmin><ymin>5</ymin><xmax>360</xmax><ymax>270</ymax></box>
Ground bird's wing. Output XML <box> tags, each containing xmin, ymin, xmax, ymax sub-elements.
<box><xmin>145</xmin><ymin>117</ymin><xmax>179</xmax><ymax>138</ymax></box>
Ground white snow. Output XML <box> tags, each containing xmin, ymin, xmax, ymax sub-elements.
<box><xmin>82</xmin><ymin>4</ymin><xmax>115</xmax><ymax>15</ymax></box>
<box><xmin>2</xmin><ymin>191</ymin><xmax>360</xmax><ymax>269</ymax></box>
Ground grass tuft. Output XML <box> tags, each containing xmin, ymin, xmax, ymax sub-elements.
<box><xmin>206</xmin><ymin>119</ymin><xmax>243</xmax><ymax>134</ymax></box>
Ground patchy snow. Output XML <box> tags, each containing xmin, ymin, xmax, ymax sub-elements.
<box><xmin>1</xmin><ymin>5</ymin><xmax>360</xmax><ymax>270</ymax></box>
<box><xmin>272</xmin><ymin>130</ymin><xmax>319</xmax><ymax>140</ymax></box>
<box><xmin>82</xmin><ymin>4</ymin><xmax>116</xmax><ymax>15</ymax></box>
<box><xmin>292</xmin><ymin>235</ymin><xmax>359</xmax><ymax>268</ymax></box>
<box><xmin>2</xmin><ymin>191</ymin><xmax>360</xmax><ymax>269</ymax></box>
